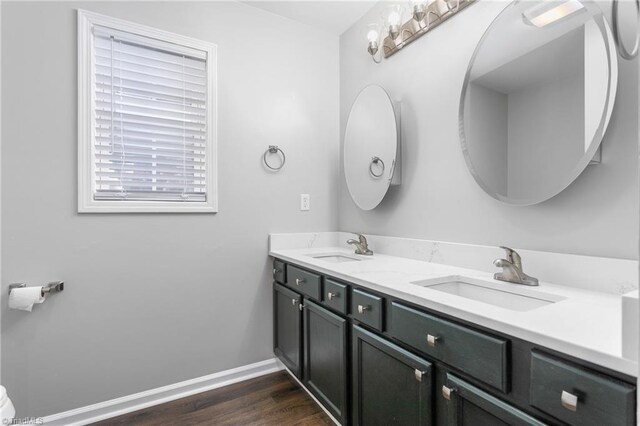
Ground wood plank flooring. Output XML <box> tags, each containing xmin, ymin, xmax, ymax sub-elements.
<box><xmin>91</xmin><ymin>371</ymin><xmax>333</xmax><ymax>426</ymax></box>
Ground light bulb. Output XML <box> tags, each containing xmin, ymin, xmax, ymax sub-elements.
<box><xmin>367</xmin><ymin>29</ymin><xmax>379</xmax><ymax>43</ymax></box>
<box><xmin>388</xmin><ymin>10</ymin><xmax>401</xmax><ymax>26</ymax></box>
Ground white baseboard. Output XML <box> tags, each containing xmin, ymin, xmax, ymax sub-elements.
<box><xmin>42</xmin><ymin>358</ymin><xmax>282</xmax><ymax>426</ymax></box>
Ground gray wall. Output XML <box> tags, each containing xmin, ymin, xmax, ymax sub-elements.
<box><xmin>339</xmin><ymin>0</ymin><xmax>639</xmax><ymax>260</ymax></box>
<box><xmin>1</xmin><ymin>1</ymin><xmax>339</xmax><ymax>416</ymax></box>
<box><xmin>507</xmin><ymin>73</ymin><xmax>585</xmax><ymax>199</ymax></box>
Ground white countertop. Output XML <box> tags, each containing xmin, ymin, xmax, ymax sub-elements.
<box><xmin>270</xmin><ymin>246</ymin><xmax>638</xmax><ymax>378</ymax></box>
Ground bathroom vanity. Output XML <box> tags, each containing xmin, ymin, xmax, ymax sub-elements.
<box><xmin>270</xmin><ymin>237</ymin><xmax>637</xmax><ymax>426</ymax></box>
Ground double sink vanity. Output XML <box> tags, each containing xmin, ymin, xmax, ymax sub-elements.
<box><xmin>270</xmin><ymin>233</ymin><xmax>637</xmax><ymax>426</ymax></box>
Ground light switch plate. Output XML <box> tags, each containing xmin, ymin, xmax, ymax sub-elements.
<box><xmin>300</xmin><ymin>194</ymin><xmax>310</xmax><ymax>211</ymax></box>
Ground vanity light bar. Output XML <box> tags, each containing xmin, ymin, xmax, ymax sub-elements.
<box><xmin>380</xmin><ymin>0</ymin><xmax>476</xmax><ymax>59</ymax></box>
<box><xmin>522</xmin><ymin>0</ymin><xmax>585</xmax><ymax>28</ymax></box>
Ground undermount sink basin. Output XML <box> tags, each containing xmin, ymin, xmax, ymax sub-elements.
<box><xmin>308</xmin><ymin>253</ymin><xmax>363</xmax><ymax>263</ymax></box>
<box><xmin>412</xmin><ymin>276</ymin><xmax>565</xmax><ymax>312</ymax></box>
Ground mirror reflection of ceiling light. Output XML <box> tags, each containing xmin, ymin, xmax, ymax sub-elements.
<box><xmin>522</xmin><ymin>0</ymin><xmax>585</xmax><ymax>28</ymax></box>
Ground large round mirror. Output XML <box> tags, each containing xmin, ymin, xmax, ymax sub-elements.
<box><xmin>460</xmin><ymin>0</ymin><xmax>618</xmax><ymax>205</ymax></box>
<box><xmin>344</xmin><ymin>85</ymin><xmax>400</xmax><ymax>210</ymax></box>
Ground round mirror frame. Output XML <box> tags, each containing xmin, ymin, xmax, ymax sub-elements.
<box><xmin>613</xmin><ymin>0</ymin><xmax>640</xmax><ymax>60</ymax></box>
<box><xmin>459</xmin><ymin>0</ymin><xmax>618</xmax><ymax>206</ymax></box>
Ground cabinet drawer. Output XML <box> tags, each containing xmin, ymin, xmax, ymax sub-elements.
<box><xmin>273</xmin><ymin>259</ymin><xmax>286</xmax><ymax>284</ymax></box>
<box><xmin>351</xmin><ymin>289</ymin><xmax>384</xmax><ymax>331</ymax></box>
<box><xmin>287</xmin><ymin>265</ymin><xmax>322</xmax><ymax>301</ymax></box>
<box><xmin>530</xmin><ymin>351</ymin><xmax>635</xmax><ymax>426</ymax></box>
<box><xmin>390</xmin><ymin>302</ymin><xmax>508</xmax><ymax>392</ymax></box>
<box><xmin>322</xmin><ymin>279</ymin><xmax>348</xmax><ymax>315</ymax></box>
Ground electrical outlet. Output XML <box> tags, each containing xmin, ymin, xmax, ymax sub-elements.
<box><xmin>300</xmin><ymin>194</ymin><xmax>310</xmax><ymax>211</ymax></box>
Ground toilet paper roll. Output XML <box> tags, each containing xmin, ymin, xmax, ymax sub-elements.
<box><xmin>8</xmin><ymin>287</ymin><xmax>45</xmax><ymax>312</ymax></box>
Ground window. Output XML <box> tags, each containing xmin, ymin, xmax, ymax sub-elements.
<box><xmin>78</xmin><ymin>10</ymin><xmax>217</xmax><ymax>212</ymax></box>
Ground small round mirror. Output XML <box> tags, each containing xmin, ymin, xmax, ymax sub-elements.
<box><xmin>460</xmin><ymin>0</ymin><xmax>618</xmax><ymax>205</ymax></box>
<box><xmin>613</xmin><ymin>0</ymin><xmax>640</xmax><ymax>59</ymax></box>
<box><xmin>344</xmin><ymin>85</ymin><xmax>400</xmax><ymax>210</ymax></box>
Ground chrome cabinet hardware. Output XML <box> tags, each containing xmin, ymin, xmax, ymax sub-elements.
<box><xmin>427</xmin><ymin>334</ymin><xmax>440</xmax><ymax>347</ymax></box>
<box><xmin>414</xmin><ymin>369</ymin><xmax>425</xmax><ymax>382</ymax></box>
<box><xmin>273</xmin><ymin>268</ymin><xmax>281</xmax><ymax>275</ymax></box>
<box><xmin>442</xmin><ymin>385</ymin><xmax>455</xmax><ymax>401</ymax></box>
<box><xmin>357</xmin><ymin>304</ymin><xmax>370</xmax><ymax>314</ymax></box>
<box><xmin>295</xmin><ymin>278</ymin><xmax>305</xmax><ymax>286</ymax></box>
<box><xmin>291</xmin><ymin>298</ymin><xmax>297</xmax><ymax>306</ymax></box>
<box><xmin>299</xmin><ymin>303</ymin><xmax>304</xmax><ymax>311</ymax></box>
<box><xmin>327</xmin><ymin>292</ymin><xmax>339</xmax><ymax>300</ymax></box>
<box><xmin>561</xmin><ymin>390</ymin><xmax>578</xmax><ymax>412</ymax></box>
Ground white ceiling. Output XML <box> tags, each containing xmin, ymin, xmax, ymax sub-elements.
<box><xmin>243</xmin><ymin>1</ymin><xmax>377</xmax><ymax>35</ymax></box>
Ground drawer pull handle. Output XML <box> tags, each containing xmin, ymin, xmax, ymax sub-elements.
<box><xmin>273</xmin><ymin>268</ymin><xmax>281</xmax><ymax>275</ymax></box>
<box><xmin>357</xmin><ymin>304</ymin><xmax>370</xmax><ymax>314</ymax></box>
<box><xmin>299</xmin><ymin>303</ymin><xmax>304</xmax><ymax>311</ymax></box>
<box><xmin>414</xmin><ymin>369</ymin><xmax>425</xmax><ymax>382</ymax></box>
<box><xmin>561</xmin><ymin>390</ymin><xmax>578</xmax><ymax>412</ymax></box>
<box><xmin>442</xmin><ymin>385</ymin><xmax>456</xmax><ymax>401</ymax></box>
<box><xmin>295</xmin><ymin>278</ymin><xmax>305</xmax><ymax>286</ymax></box>
<box><xmin>327</xmin><ymin>292</ymin><xmax>339</xmax><ymax>300</ymax></box>
<box><xmin>427</xmin><ymin>334</ymin><xmax>440</xmax><ymax>347</ymax></box>
<box><xmin>291</xmin><ymin>298</ymin><xmax>297</xmax><ymax>306</ymax></box>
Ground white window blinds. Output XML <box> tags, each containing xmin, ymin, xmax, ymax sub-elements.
<box><xmin>92</xmin><ymin>25</ymin><xmax>209</xmax><ymax>202</ymax></box>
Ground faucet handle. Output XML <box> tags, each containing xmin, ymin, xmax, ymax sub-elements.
<box><xmin>498</xmin><ymin>246</ymin><xmax>522</xmax><ymax>269</ymax></box>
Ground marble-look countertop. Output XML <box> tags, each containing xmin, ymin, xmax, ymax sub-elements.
<box><xmin>270</xmin><ymin>246</ymin><xmax>638</xmax><ymax>378</ymax></box>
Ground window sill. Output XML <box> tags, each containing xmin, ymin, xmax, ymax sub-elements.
<box><xmin>78</xmin><ymin>200</ymin><xmax>218</xmax><ymax>214</ymax></box>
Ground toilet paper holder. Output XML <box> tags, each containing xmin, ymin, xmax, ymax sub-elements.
<box><xmin>9</xmin><ymin>281</ymin><xmax>64</xmax><ymax>297</ymax></box>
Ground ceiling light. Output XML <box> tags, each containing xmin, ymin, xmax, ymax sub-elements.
<box><xmin>522</xmin><ymin>0</ymin><xmax>586</xmax><ymax>28</ymax></box>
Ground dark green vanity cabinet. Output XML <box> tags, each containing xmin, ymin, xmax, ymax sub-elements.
<box><xmin>351</xmin><ymin>289</ymin><xmax>384</xmax><ymax>332</ymax></box>
<box><xmin>322</xmin><ymin>279</ymin><xmax>348</xmax><ymax>315</ymax></box>
<box><xmin>273</xmin><ymin>282</ymin><xmax>302</xmax><ymax>378</ymax></box>
<box><xmin>390</xmin><ymin>302</ymin><xmax>508</xmax><ymax>392</ymax></box>
<box><xmin>530</xmin><ymin>351</ymin><xmax>636</xmax><ymax>426</ymax></box>
<box><xmin>273</xmin><ymin>259</ymin><xmax>286</xmax><ymax>285</ymax></box>
<box><xmin>304</xmin><ymin>300</ymin><xmax>348</xmax><ymax>424</ymax></box>
<box><xmin>440</xmin><ymin>373</ymin><xmax>545</xmax><ymax>426</ymax></box>
<box><xmin>353</xmin><ymin>325</ymin><xmax>433</xmax><ymax>425</ymax></box>
<box><xmin>271</xmin><ymin>258</ymin><xmax>637</xmax><ymax>426</ymax></box>
<box><xmin>287</xmin><ymin>264</ymin><xmax>322</xmax><ymax>300</ymax></box>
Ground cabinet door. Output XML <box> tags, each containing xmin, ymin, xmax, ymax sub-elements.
<box><xmin>274</xmin><ymin>282</ymin><xmax>303</xmax><ymax>378</ymax></box>
<box><xmin>441</xmin><ymin>374</ymin><xmax>546</xmax><ymax>426</ymax></box>
<box><xmin>352</xmin><ymin>325</ymin><xmax>433</xmax><ymax>426</ymax></box>
<box><xmin>304</xmin><ymin>300</ymin><xmax>348</xmax><ymax>424</ymax></box>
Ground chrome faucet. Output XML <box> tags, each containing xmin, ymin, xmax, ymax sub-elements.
<box><xmin>347</xmin><ymin>233</ymin><xmax>373</xmax><ymax>256</ymax></box>
<box><xmin>493</xmin><ymin>246</ymin><xmax>538</xmax><ymax>286</ymax></box>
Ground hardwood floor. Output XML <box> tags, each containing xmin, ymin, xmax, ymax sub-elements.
<box><xmin>91</xmin><ymin>371</ymin><xmax>333</xmax><ymax>426</ymax></box>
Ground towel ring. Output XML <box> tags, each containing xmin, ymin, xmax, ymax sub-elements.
<box><xmin>369</xmin><ymin>156</ymin><xmax>385</xmax><ymax>178</ymax></box>
<box><xmin>613</xmin><ymin>0</ymin><xmax>640</xmax><ymax>60</ymax></box>
<box><xmin>263</xmin><ymin>145</ymin><xmax>286</xmax><ymax>171</ymax></box>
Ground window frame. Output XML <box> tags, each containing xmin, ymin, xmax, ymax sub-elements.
<box><xmin>77</xmin><ymin>9</ymin><xmax>218</xmax><ymax>213</ymax></box>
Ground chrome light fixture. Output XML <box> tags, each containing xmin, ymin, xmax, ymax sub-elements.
<box><xmin>366</xmin><ymin>23</ymin><xmax>382</xmax><ymax>63</ymax></box>
<box><xmin>366</xmin><ymin>0</ymin><xmax>475</xmax><ymax>63</ymax></box>
<box><xmin>385</xmin><ymin>4</ymin><xmax>403</xmax><ymax>40</ymax></box>
<box><xmin>411</xmin><ymin>0</ymin><xmax>429</xmax><ymax>22</ymax></box>
<box><xmin>522</xmin><ymin>0</ymin><xmax>585</xmax><ymax>27</ymax></box>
